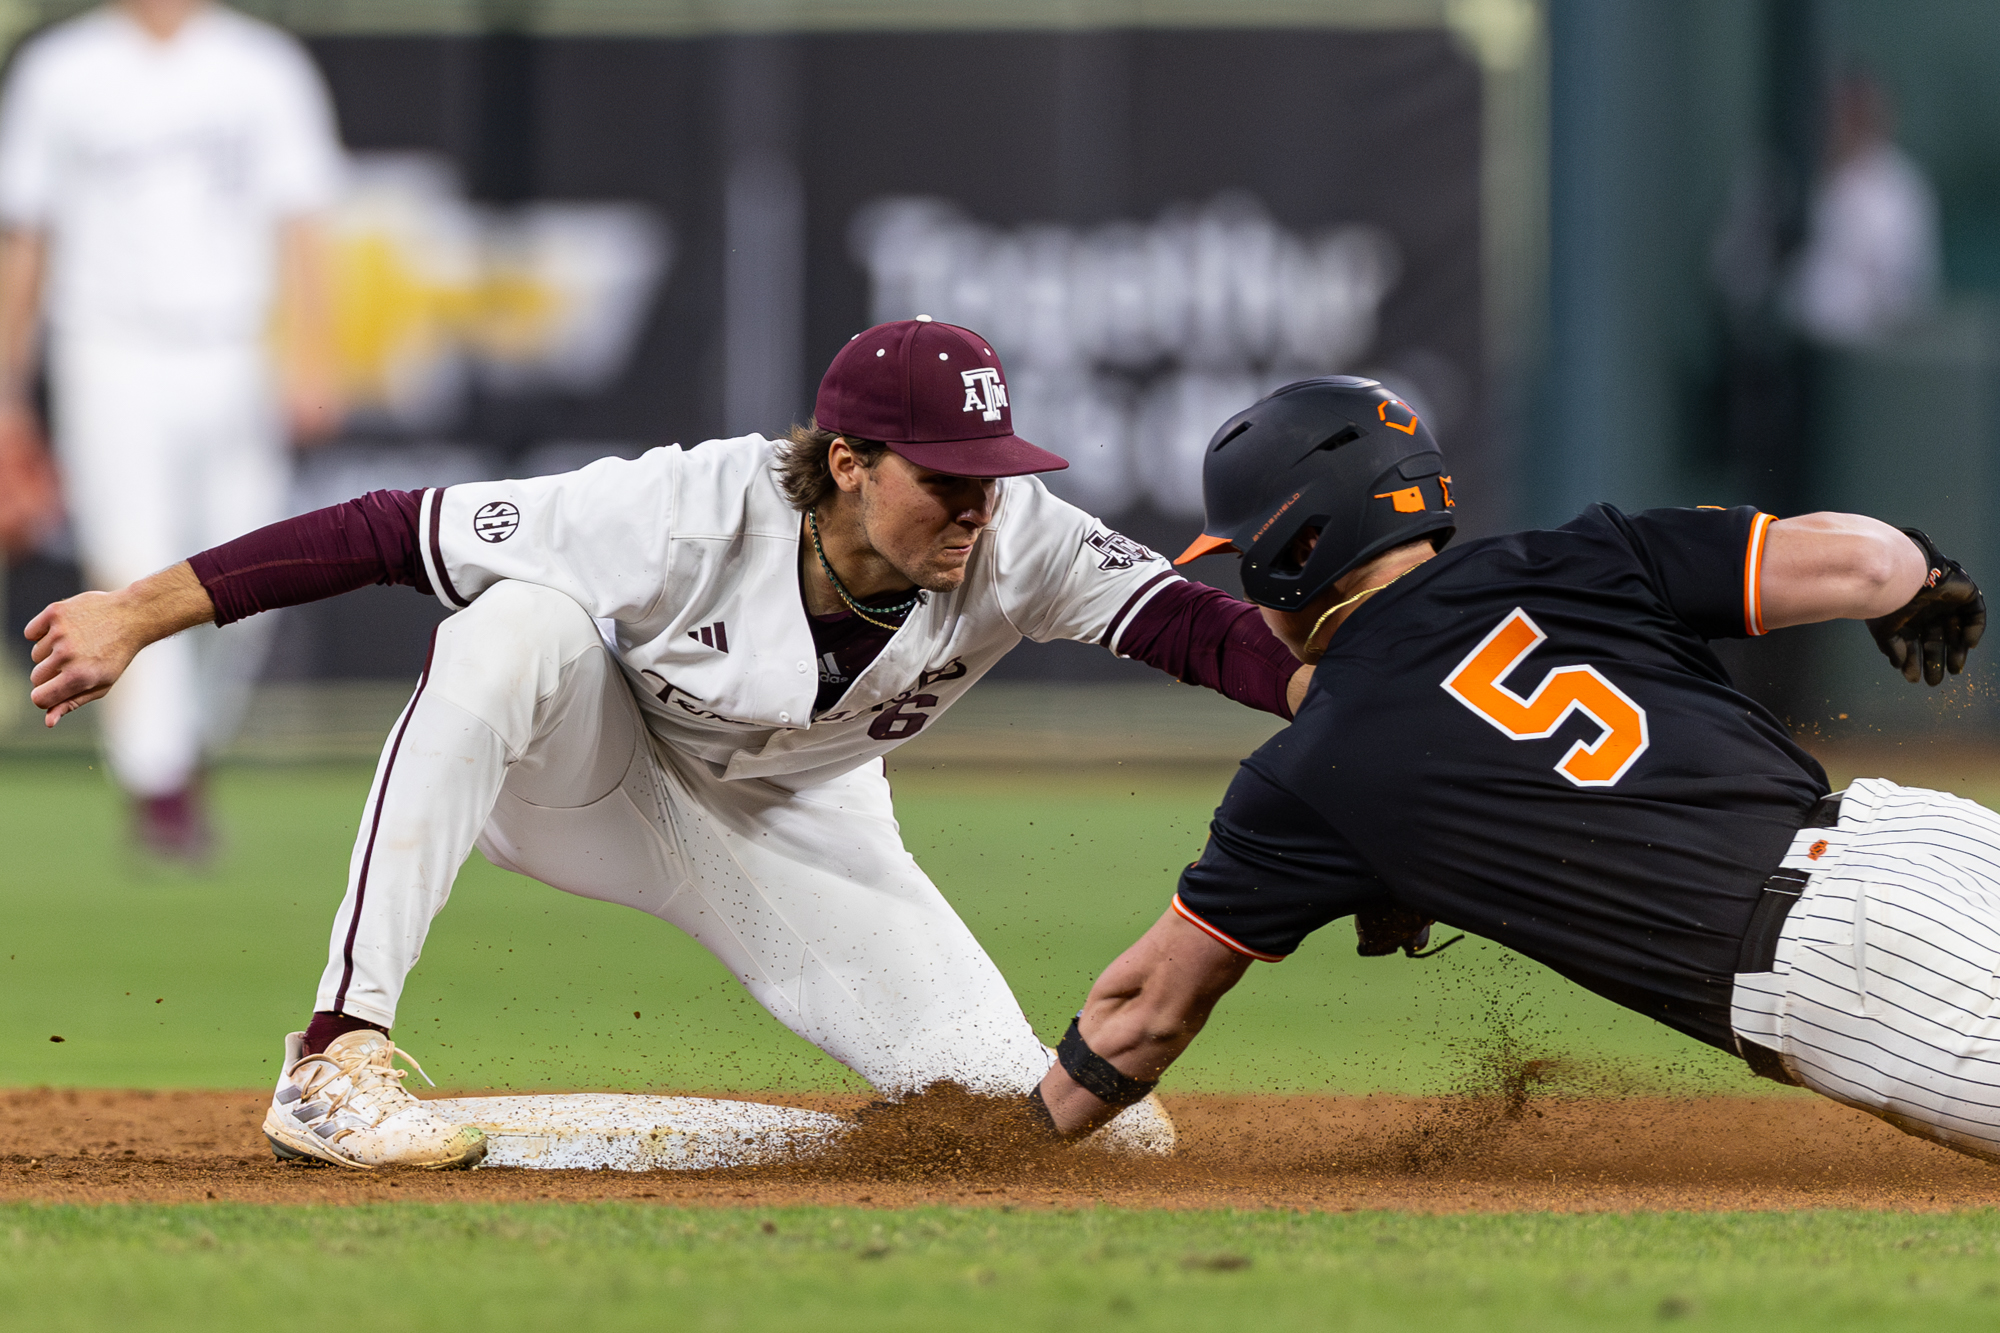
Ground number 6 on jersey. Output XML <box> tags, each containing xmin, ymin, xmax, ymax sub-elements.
<box><xmin>1442</xmin><ymin>608</ymin><xmax>1650</xmax><ymax>787</ymax></box>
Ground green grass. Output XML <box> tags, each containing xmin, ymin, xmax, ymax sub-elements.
<box><xmin>5</xmin><ymin>1203</ymin><xmax>2000</xmax><ymax>1332</ymax></box>
<box><xmin>1</xmin><ymin>755</ymin><xmax>1760</xmax><ymax>1093</ymax></box>
<box><xmin>9</xmin><ymin>757</ymin><xmax>2000</xmax><ymax>1331</ymax></box>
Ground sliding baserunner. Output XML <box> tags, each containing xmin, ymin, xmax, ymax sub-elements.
<box><xmin>27</xmin><ymin>318</ymin><xmax>1309</xmax><ymax>1168</ymax></box>
<box><xmin>1034</xmin><ymin>375</ymin><xmax>2000</xmax><ymax>1167</ymax></box>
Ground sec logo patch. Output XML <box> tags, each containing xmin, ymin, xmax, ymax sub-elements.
<box><xmin>473</xmin><ymin>501</ymin><xmax>520</xmax><ymax>543</ymax></box>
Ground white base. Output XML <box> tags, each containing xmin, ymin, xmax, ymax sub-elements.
<box><xmin>1092</xmin><ymin>1092</ymin><xmax>1177</xmax><ymax>1157</ymax></box>
<box><xmin>425</xmin><ymin>1094</ymin><xmax>848</xmax><ymax>1171</ymax></box>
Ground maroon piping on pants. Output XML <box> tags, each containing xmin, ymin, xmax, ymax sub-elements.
<box><xmin>333</xmin><ymin>627</ymin><xmax>439</xmax><ymax>1015</ymax></box>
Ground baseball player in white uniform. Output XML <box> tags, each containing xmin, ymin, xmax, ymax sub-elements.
<box><xmin>27</xmin><ymin>317</ymin><xmax>1310</xmax><ymax>1168</ymax></box>
<box><xmin>0</xmin><ymin>0</ymin><xmax>343</xmax><ymax>857</ymax></box>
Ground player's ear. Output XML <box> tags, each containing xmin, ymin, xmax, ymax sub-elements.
<box><xmin>826</xmin><ymin>436</ymin><xmax>866</xmax><ymax>494</ymax></box>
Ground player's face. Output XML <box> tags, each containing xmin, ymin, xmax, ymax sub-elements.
<box><xmin>856</xmin><ymin>452</ymin><xmax>998</xmax><ymax>592</ymax></box>
<box><xmin>1260</xmin><ymin>528</ymin><xmax>1327</xmax><ymax>660</ymax></box>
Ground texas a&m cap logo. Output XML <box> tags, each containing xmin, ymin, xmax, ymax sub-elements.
<box><xmin>814</xmin><ymin>317</ymin><xmax>1066</xmax><ymax>478</ymax></box>
<box><xmin>961</xmin><ymin>366</ymin><xmax>1007</xmax><ymax>422</ymax></box>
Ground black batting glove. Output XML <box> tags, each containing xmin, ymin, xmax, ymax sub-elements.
<box><xmin>1867</xmin><ymin>528</ymin><xmax>1986</xmax><ymax>687</ymax></box>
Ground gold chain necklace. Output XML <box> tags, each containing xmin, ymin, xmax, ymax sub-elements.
<box><xmin>807</xmin><ymin>509</ymin><xmax>923</xmax><ymax>631</ymax></box>
<box><xmin>1300</xmin><ymin>565</ymin><xmax>1416</xmax><ymax>659</ymax></box>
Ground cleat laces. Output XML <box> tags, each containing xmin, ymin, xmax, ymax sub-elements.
<box><xmin>298</xmin><ymin>1040</ymin><xmax>439</xmax><ymax>1137</ymax></box>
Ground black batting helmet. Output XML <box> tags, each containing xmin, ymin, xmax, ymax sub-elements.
<box><xmin>1174</xmin><ymin>376</ymin><xmax>1455</xmax><ymax>610</ymax></box>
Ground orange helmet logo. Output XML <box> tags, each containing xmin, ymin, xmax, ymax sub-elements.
<box><xmin>1378</xmin><ymin>399</ymin><xmax>1420</xmax><ymax>435</ymax></box>
<box><xmin>1373</xmin><ymin>486</ymin><xmax>1426</xmax><ymax>513</ymax></box>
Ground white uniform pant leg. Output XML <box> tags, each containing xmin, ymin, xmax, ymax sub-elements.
<box><xmin>51</xmin><ymin>337</ymin><xmax>286</xmax><ymax>795</ymax></box>
<box><xmin>312</xmin><ymin>580</ymin><xmax>621</xmax><ymax>1028</ymax></box>
<box><xmin>315</xmin><ymin>579</ymin><xmax>1053</xmax><ymax>1095</ymax></box>
<box><xmin>483</xmin><ymin>716</ymin><xmax>1054</xmax><ymax>1097</ymax></box>
<box><xmin>1732</xmin><ymin>777</ymin><xmax>2000</xmax><ymax>1163</ymax></box>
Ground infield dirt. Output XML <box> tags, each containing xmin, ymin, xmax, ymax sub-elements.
<box><xmin>3</xmin><ymin>1085</ymin><xmax>1996</xmax><ymax>1212</ymax></box>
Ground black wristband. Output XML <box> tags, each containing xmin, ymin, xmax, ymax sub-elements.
<box><xmin>1056</xmin><ymin>1015</ymin><xmax>1158</xmax><ymax>1107</ymax></box>
<box><xmin>1899</xmin><ymin>527</ymin><xmax>1951</xmax><ymax>588</ymax></box>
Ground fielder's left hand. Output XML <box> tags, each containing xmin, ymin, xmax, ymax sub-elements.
<box><xmin>1868</xmin><ymin>528</ymin><xmax>1986</xmax><ymax>687</ymax></box>
<box><xmin>25</xmin><ymin>560</ymin><xmax>217</xmax><ymax>725</ymax></box>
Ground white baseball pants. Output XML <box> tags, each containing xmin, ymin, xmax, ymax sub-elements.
<box><xmin>1733</xmin><ymin>777</ymin><xmax>2000</xmax><ymax>1163</ymax></box>
<box><xmin>314</xmin><ymin>579</ymin><xmax>1056</xmax><ymax>1096</ymax></box>
<box><xmin>52</xmin><ymin>335</ymin><xmax>286</xmax><ymax>797</ymax></box>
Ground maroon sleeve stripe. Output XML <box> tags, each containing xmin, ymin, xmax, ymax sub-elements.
<box><xmin>1099</xmin><ymin>570</ymin><xmax>1177</xmax><ymax>651</ymax></box>
<box><xmin>424</xmin><ymin>489</ymin><xmax>468</xmax><ymax>608</ymax></box>
<box><xmin>1112</xmin><ymin>577</ymin><xmax>1300</xmax><ymax>719</ymax></box>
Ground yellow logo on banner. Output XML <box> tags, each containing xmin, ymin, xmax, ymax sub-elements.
<box><xmin>313</xmin><ymin>154</ymin><xmax>670</xmax><ymax>429</ymax></box>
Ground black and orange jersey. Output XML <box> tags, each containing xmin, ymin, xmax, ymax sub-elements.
<box><xmin>1173</xmin><ymin>503</ymin><xmax>1828</xmax><ymax>1052</ymax></box>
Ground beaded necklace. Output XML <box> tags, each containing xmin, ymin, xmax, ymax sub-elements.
<box><xmin>806</xmin><ymin>509</ymin><xmax>924</xmax><ymax>630</ymax></box>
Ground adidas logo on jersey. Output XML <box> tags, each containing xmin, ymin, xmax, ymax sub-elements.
<box><xmin>687</xmin><ymin>621</ymin><xmax>729</xmax><ymax>653</ymax></box>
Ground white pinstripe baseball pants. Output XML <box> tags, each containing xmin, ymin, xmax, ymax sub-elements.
<box><xmin>1732</xmin><ymin>777</ymin><xmax>2000</xmax><ymax>1163</ymax></box>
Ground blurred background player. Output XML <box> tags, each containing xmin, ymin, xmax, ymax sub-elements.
<box><xmin>0</xmin><ymin>0</ymin><xmax>344</xmax><ymax>858</ymax></box>
<box><xmin>1789</xmin><ymin>69</ymin><xmax>1939</xmax><ymax>347</ymax></box>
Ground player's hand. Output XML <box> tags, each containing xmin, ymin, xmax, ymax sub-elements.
<box><xmin>1866</xmin><ymin>529</ymin><xmax>1986</xmax><ymax>687</ymax></box>
<box><xmin>25</xmin><ymin>591</ymin><xmax>143</xmax><ymax>725</ymax></box>
<box><xmin>24</xmin><ymin>561</ymin><xmax>216</xmax><ymax>725</ymax></box>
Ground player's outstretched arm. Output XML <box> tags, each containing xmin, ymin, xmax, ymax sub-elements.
<box><xmin>1759</xmin><ymin>513</ymin><xmax>1929</xmax><ymax>629</ymax></box>
<box><xmin>1761</xmin><ymin>513</ymin><xmax>1985</xmax><ymax>685</ymax></box>
<box><xmin>24</xmin><ymin>561</ymin><xmax>215</xmax><ymax>726</ymax></box>
<box><xmin>1035</xmin><ymin>910</ymin><xmax>1251</xmax><ymax>1138</ymax></box>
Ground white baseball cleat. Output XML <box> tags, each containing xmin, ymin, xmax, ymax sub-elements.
<box><xmin>262</xmin><ymin>1030</ymin><xmax>487</xmax><ymax>1170</ymax></box>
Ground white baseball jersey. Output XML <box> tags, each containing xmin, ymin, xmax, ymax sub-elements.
<box><xmin>0</xmin><ymin>4</ymin><xmax>343</xmax><ymax>343</ymax></box>
<box><xmin>418</xmin><ymin>433</ymin><xmax>1178</xmax><ymax>786</ymax></box>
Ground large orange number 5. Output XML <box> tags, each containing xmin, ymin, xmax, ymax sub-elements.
<box><xmin>1441</xmin><ymin>609</ymin><xmax>1649</xmax><ymax>787</ymax></box>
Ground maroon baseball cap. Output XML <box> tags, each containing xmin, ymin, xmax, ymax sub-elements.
<box><xmin>814</xmin><ymin>318</ymin><xmax>1069</xmax><ymax>477</ymax></box>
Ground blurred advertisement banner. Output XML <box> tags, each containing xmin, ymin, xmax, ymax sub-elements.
<box><xmin>226</xmin><ymin>25</ymin><xmax>1482</xmax><ymax>678</ymax></box>
<box><xmin>853</xmin><ymin>194</ymin><xmax>1400</xmax><ymax>515</ymax></box>
<box><xmin>326</xmin><ymin>154</ymin><xmax>669</xmax><ymax>431</ymax></box>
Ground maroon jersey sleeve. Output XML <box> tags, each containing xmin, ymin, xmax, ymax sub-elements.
<box><xmin>188</xmin><ymin>490</ymin><xmax>433</xmax><ymax>626</ymax></box>
<box><xmin>1112</xmin><ymin>578</ymin><xmax>1301</xmax><ymax>719</ymax></box>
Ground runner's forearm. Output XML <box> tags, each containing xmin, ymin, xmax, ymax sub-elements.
<box><xmin>1760</xmin><ymin>513</ymin><xmax>1929</xmax><ymax>630</ymax></box>
<box><xmin>1038</xmin><ymin>910</ymin><xmax>1250</xmax><ymax>1137</ymax></box>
